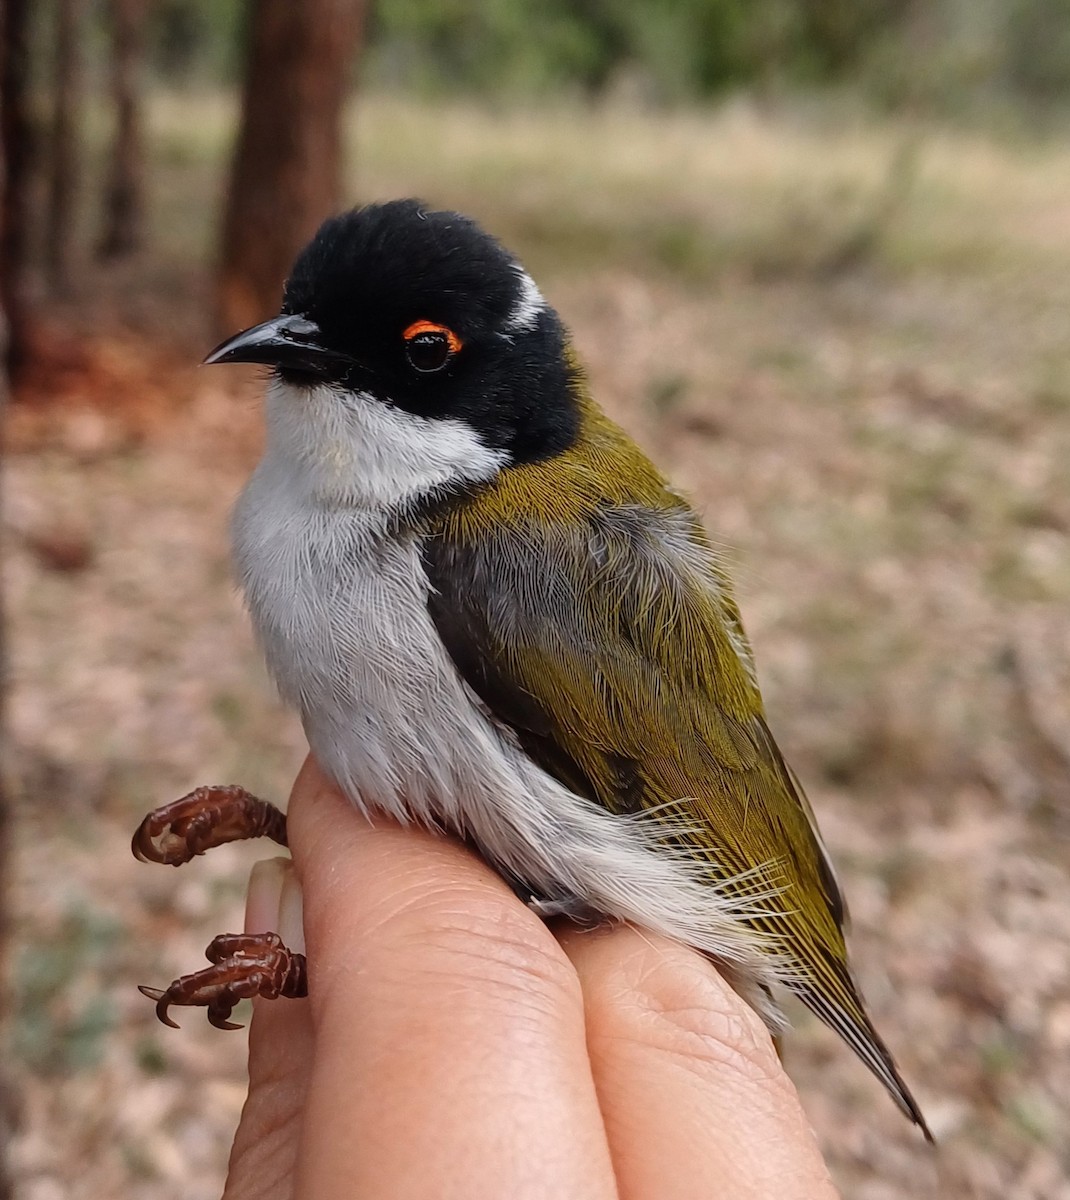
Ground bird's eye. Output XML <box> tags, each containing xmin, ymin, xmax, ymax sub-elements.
<box><xmin>403</xmin><ymin>320</ymin><xmax>462</xmax><ymax>373</ymax></box>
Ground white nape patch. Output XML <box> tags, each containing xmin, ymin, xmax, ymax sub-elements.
<box><xmin>259</xmin><ymin>378</ymin><xmax>505</xmax><ymax>509</ymax></box>
<box><xmin>505</xmin><ymin>268</ymin><xmax>546</xmax><ymax>333</ymax></box>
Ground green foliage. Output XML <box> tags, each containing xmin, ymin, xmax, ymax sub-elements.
<box><xmin>136</xmin><ymin>0</ymin><xmax>1070</xmax><ymax>109</ymax></box>
<box><xmin>368</xmin><ymin>0</ymin><xmax>614</xmax><ymax>94</ymax></box>
<box><xmin>149</xmin><ymin>0</ymin><xmax>246</xmax><ymax>83</ymax></box>
<box><xmin>1004</xmin><ymin>0</ymin><xmax>1070</xmax><ymax>99</ymax></box>
<box><xmin>365</xmin><ymin>0</ymin><xmax>917</xmax><ymax>99</ymax></box>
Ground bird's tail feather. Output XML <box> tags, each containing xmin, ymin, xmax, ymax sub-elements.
<box><xmin>796</xmin><ymin>975</ymin><xmax>933</xmax><ymax>1141</ymax></box>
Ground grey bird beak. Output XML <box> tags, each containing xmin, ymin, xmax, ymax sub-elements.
<box><xmin>203</xmin><ymin>314</ymin><xmax>353</xmax><ymax>379</ymax></box>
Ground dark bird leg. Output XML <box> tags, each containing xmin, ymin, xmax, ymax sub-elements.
<box><xmin>131</xmin><ymin>784</ymin><xmax>288</xmax><ymax>866</ymax></box>
<box><xmin>139</xmin><ymin>932</ymin><xmax>307</xmax><ymax>1030</ymax></box>
<box><xmin>133</xmin><ymin>787</ymin><xmax>299</xmax><ymax>1028</ymax></box>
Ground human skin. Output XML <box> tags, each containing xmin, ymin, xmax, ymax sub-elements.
<box><xmin>222</xmin><ymin>757</ymin><xmax>839</xmax><ymax>1200</ymax></box>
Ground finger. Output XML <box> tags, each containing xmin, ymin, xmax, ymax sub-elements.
<box><xmin>223</xmin><ymin>859</ymin><xmax>313</xmax><ymax>1200</ymax></box>
<box><xmin>285</xmin><ymin>758</ymin><xmax>618</xmax><ymax>1200</ymax></box>
<box><xmin>559</xmin><ymin>925</ymin><xmax>837</xmax><ymax>1200</ymax></box>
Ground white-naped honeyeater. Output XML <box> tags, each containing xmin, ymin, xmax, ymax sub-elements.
<box><xmin>132</xmin><ymin>198</ymin><xmax>931</xmax><ymax>1138</ymax></box>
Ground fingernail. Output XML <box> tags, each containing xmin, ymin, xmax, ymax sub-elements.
<box><xmin>245</xmin><ymin>857</ymin><xmax>289</xmax><ymax>935</ymax></box>
<box><xmin>278</xmin><ymin>869</ymin><xmax>306</xmax><ymax>955</ymax></box>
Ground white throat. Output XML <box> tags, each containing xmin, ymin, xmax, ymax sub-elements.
<box><xmin>261</xmin><ymin>377</ymin><xmax>506</xmax><ymax>510</ymax></box>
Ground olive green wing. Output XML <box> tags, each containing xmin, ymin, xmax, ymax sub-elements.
<box><xmin>422</xmin><ymin>496</ymin><xmax>928</xmax><ymax>1134</ymax></box>
<box><xmin>425</xmin><ymin>499</ymin><xmax>842</xmax><ymax>923</ymax></box>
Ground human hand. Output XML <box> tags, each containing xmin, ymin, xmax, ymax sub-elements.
<box><xmin>222</xmin><ymin>757</ymin><xmax>838</xmax><ymax>1199</ymax></box>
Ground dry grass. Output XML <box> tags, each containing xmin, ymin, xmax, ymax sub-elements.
<box><xmin>6</xmin><ymin>91</ymin><xmax>1070</xmax><ymax>1198</ymax></box>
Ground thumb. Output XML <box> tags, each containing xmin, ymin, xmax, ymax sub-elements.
<box><xmin>223</xmin><ymin>857</ymin><xmax>312</xmax><ymax>1200</ymax></box>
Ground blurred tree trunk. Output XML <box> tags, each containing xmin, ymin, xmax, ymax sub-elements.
<box><xmin>98</xmin><ymin>0</ymin><xmax>146</xmax><ymax>260</ymax></box>
<box><xmin>0</xmin><ymin>29</ymin><xmax>15</xmax><ymax>1200</ymax></box>
<box><xmin>47</xmin><ymin>0</ymin><xmax>85</xmax><ymax>294</ymax></box>
<box><xmin>1</xmin><ymin>0</ymin><xmax>34</xmax><ymax>384</ymax></box>
<box><xmin>217</xmin><ymin>0</ymin><xmax>367</xmax><ymax>334</ymax></box>
<box><xmin>0</xmin><ymin>328</ymin><xmax>11</xmax><ymax>1200</ymax></box>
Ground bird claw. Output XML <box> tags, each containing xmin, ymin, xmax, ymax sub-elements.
<box><xmin>138</xmin><ymin>931</ymin><xmax>308</xmax><ymax>1030</ymax></box>
<box><xmin>131</xmin><ymin>785</ymin><xmax>288</xmax><ymax>866</ymax></box>
<box><xmin>136</xmin><ymin>984</ymin><xmax>180</xmax><ymax>1028</ymax></box>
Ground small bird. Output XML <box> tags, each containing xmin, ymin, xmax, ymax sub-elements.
<box><xmin>142</xmin><ymin>199</ymin><xmax>929</xmax><ymax>1136</ymax></box>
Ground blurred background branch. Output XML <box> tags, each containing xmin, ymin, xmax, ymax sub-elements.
<box><xmin>97</xmin><ymin>0</ymin><xmax>148</xmax><ymax>261</ymax></box>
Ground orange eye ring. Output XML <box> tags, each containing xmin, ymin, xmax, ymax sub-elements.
<box><xmin>402</xmin><ymin>320</ymin><xmax>463</xmax><ymax>374</ymax></box>
<box><xmin>403</xmin><ymin>320</ymin><xmax>463</xmax><ymax>355</ymax></box>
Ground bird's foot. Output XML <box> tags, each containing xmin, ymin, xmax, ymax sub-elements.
<box><xmin>138</xmin><ymin>932</ymin><xmax>307</xmax><ymax>1030</ymax></box>
<box><xmin>131</xmin><ymin>784</ymin><xmax>288</xmax><ymax>866</ymax></box>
